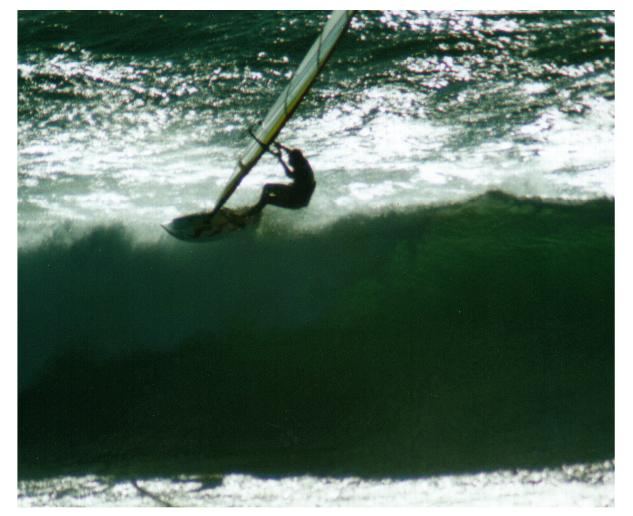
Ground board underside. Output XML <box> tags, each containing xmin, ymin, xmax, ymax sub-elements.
<box><xmin>162</xmin><ymin>207</ymin><xmax>260</xmax><ymax>242</ymax></box>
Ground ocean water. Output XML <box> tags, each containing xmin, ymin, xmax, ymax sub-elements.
<box><xmin>18</xmin><ymin>10</ymin><xmax>614</xmax><ymax>506</ymax></box>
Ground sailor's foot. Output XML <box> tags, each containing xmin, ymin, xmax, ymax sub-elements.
<box><xmin>242</xmin><ymin>205</ymin><xmax>263</xmax><ymax>218</ymax></box>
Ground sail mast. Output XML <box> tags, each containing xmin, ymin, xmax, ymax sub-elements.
<box><xmin>212</xmin><ymin>10</ymin><xmax>355</xmax><ymax>214</ymax></box>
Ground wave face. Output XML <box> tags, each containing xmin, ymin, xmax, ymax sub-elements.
<box><xmin>18</xmin><ymin>193</ymin><xmax>614</xmax><ymax>478</ymax></box>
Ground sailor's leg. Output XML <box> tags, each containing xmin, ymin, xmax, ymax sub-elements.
<box><xmin>260</xmin><ymin>183</ymin><xmax>299</xmax><ymax>209</ymax></box>
<box><xmin>245</xmin><ymin>183</ymin><xmax>283</xmax><ymax>215</ymax></box>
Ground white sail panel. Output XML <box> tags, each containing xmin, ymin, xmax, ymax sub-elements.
<box><xmin>213</xmin><ymin>10</ymin><xmax>355</xmax><ymax>213</ymax></box>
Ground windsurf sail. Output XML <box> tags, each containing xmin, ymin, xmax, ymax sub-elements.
<box><xmin>212</xmin><ymin>10</ymin><xmax>355</xmax><ymax>214</ymax></box>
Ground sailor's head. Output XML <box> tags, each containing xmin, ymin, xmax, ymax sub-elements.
<box><xmin>288</xmin><ymin>149</ymin><xmax>303</xmax><ymax>166</ymax></box>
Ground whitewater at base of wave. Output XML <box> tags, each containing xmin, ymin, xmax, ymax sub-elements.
<box><xmin>19</xmin><ymin>460</ymin><xmax>614</xmax><ymax>507</ymax></box>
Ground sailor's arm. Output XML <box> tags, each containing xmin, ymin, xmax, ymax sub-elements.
<box><xmin>274</xmin><ymin>142</ymin><xmax>291</xmax><ymax>153</ymax></box>
<box><xmin>276</xmin><ymin>153</ymin><xmax>294</xmax><ymax>178</ymax></box>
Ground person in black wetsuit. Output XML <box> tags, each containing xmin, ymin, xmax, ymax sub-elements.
<box><xmin>246</xmin><ymin>142</ymin><xmax>316</xmax><ymax>215</ymax></box>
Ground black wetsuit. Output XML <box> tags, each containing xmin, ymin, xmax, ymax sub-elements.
<box><xmin>252</xmin><ymin>150</ymin><xmax>315</xmax><ymax>212</ymax></box>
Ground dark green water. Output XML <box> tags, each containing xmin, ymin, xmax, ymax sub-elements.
<box><xmin>19</xmin><ymin>192</ymin><xmax>614</xmax><ymax>478</ymax></box>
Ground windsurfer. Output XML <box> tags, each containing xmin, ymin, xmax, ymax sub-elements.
<box><xmin>246</xmin><ymin>142</ymin><xmax>316</xmax><ymax>215</ymax></box>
